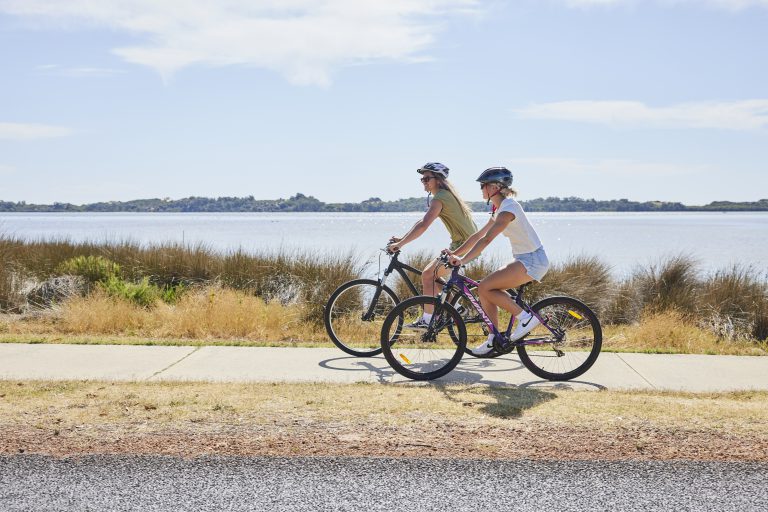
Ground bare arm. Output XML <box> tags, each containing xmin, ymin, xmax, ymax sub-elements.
<box><xmin>388</xmin><ymin>200</ymin><xmax>443</xmax><ymax>251</ymax></box>
<box><xmin>450</xmin><ymin>216</ymin><xmax>495</xmax><ymax>257</ymax></box>
<box><xmin>451</xmin><ymin>211</ymin><xmax>515</xmax><ymax>265</ymax></box>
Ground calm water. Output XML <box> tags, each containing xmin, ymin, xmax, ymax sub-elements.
<box><xmin>1</xmin><ymin>212</ymin><xmax>767</xmax><ymax>276</ymax></box>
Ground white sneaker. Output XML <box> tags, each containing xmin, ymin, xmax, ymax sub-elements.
<box><xmin>510</xmin><ymin>313</ymin><xmax>540</xmax><ymax>341</ymax></box>
<box><xmin>404</xmin><ymin>318</ymin><xmax>430</xmax><ymax>330</ymax></box>
<box><xmin>472</xmin><ymin>336</ymin><xmax>496</xmax><ymax>355</ymax></box>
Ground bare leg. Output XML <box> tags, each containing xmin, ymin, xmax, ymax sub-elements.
<box><xmin>422</xmin><ymin>258</ymin><xmax>450</xmax><ymax>314</ymax></box>
<box><xmin>477</xmin><ymin>262</ymin><xmax>533</xmax><ymax>330</ymax></box>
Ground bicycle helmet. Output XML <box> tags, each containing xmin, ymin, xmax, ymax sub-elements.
<box><xmin>416</xmin><ymin>162</ymin><xmax>449</xmax><ymax>178</ymax></box>
<box><xmin>476</xmin><ymin>167</ymin><xmax>513</xmax><ymax>188</ymax></box>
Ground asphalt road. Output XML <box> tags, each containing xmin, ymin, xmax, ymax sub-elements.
<box><xmin>2</xmin><ymin>456</ymin><xmax>766</xmax><ymax>511</ymax></box>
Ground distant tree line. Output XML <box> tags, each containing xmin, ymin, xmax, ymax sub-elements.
<box><xmin>1</xmin><ymin>194</ymin><xmax>767</xmax><ymax>213</ymax></box>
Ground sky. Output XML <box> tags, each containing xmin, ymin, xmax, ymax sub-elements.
<box><xmin>1</xmin><ymin>0</ymin><xmax>767</xmax><ymax>205</ymax></box>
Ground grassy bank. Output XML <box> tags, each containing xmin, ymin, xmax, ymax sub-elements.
<box><xmin>2</xmin><ymin>380</ymin><xmax>767</xmax><ymax>460</ymax></box>
<box><xmin>1</xmin><ymin>236</ymin><xmax>767</xmax><ymax>354</ymax></box>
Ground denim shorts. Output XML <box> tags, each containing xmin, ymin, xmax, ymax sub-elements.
<box><xmin>514</xmin><ymin>246</ymin><xmax>550</xmax><ymax>282</ymax></box>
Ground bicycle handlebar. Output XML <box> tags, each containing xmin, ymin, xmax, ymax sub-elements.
<box><xmin>438</xmin><ymin>253</ymin><xmax>462</xmax><ymax>269</ymax></box>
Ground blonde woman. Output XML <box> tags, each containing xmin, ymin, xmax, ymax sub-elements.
<box><xmin>387</xmin><ymin>162</ymin><xmax>477</xmax><ymax>328</ymax></box>
<box><xmin>447</xmin><ymin>167</ymin><xmax>549</xmax><ymax>354</ymax></box>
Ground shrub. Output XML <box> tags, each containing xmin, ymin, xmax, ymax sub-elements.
<box><xmin>99</xmin><ymin>276</ymin><xmax>160</xmax><ymax>308</ymax></box>
<box><xmin>532</xmin><ymin>254</ymin><xmax>614</xmax><ymax>315</ymax></box>
<box><xmin>56</xmin><ymin>255</ymin><xmax>121</xmax><ymax>284</ymax></box>
<box><xmin>635</xmin><ymin>254</ymin><xmax>700</xmax><ymax>316</ymax></box>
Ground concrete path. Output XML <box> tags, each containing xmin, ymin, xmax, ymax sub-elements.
<box><xmin>0</xmin><ymin>343</ymin><xmax>767</xmax><ymax>392</ymax></box>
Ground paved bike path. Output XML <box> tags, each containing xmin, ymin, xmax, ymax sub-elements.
<box><xmin>0</xmin><ymin>344</ymin><xmax>766</xmax><ymax>392</ymax></box>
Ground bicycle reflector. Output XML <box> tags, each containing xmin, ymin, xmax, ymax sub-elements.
<box><xmin>399</xmin><ymin>353</ymin><xmax>412</xmax><ymax>364</ymax></box>
<box><xmin>568</xmin><ymin>310</ymin><xmax>583</xmax><ymax>320</ymax></box>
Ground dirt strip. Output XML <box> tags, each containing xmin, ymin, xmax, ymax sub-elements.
<box><xmin>3</xmin><ymin>422</ymin><xmax>767</xmax><ymax>462</ymax></box>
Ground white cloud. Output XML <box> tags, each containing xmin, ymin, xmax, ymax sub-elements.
<box><xmin>514</xmin><ymin>100</ymin><xmax>768</xmax><ymax>130</ymax></box>
<box><xmin>562</xmin><ymin>0</ymin><xmax>768</xmax><ymax>9</ymax></box>
<box><xmin>0</xmin><ymin>122</ymin><xmax>73</xmax><ymax>140</ymax></box>
<box><xmin>0</xmin><ymin>0</ymin><xmax>478</xmax><ymax>86</ymax></box>
<box><xmin>508</xmin><ymin>156</ymin><xmax>702</xmax><ymax>176</ymax></box>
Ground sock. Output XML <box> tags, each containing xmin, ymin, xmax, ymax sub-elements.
<box><xmin>422</xmin><ymin>313</ymin><xmax>433</xmax><ymax>322</ymax></box>
<box><xmin>485</xmin><ymin>333</ymin><xmax>495</xmax><ymax>345</ymax></box>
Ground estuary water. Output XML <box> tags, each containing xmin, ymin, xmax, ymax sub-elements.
<box><xmin>1</xmin><ymin>211</ymin><xmax>766</xmax><ymax>276</ymax></box>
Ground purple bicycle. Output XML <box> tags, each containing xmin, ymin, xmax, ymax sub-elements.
<box><xmin>380</xmin><ymin>255</ymin><xmax>602</xmax><ymax>381</ymax></box>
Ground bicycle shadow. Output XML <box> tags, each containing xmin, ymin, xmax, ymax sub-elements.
<box><xmin>318</xmin><ymin>355</ymin><xmax>397</xmax><ymax>383</ymax></box>
<box><xmin>427</xmin><ymin>376</ymin><xmax>605</xmax><ymax>419</ymax></box>
<box><xmin>317</xmin><ymin>355</ymin><xmax>606</xmax><ymax>392</ymax></box>
<box><xmin>431</xmin><ymin>382</ymin><xmax>557</xmax><ymax>419</ymax></box>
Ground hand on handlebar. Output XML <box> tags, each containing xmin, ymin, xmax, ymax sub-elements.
<box><xmin>386</xmin><ymin>237</ymin><xmax>402</xmax><ymax>254</ymax></box>
<box><xmin>438</xmin><ymin>252</ymin><xmax>462</xmax><ymax>268</ymax></box>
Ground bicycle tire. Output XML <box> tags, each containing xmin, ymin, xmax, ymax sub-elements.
<box><xmin>380</xmin><ymin>296</ymin><xmax>466</xmax><ymax>381</ymax></box>
<box><xmin>324</xmin><ymin>279</ymin><xmax>399</xmax><ymax>357</ymax></box>
<box><xmin>516</xmin><ymin>296</ymin><xmax>602</xmax><ymax>381</ymax></box>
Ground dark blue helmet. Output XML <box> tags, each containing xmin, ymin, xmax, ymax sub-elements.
<box><xmin>476</xmin><ymin>167</ymin><xmax>513</xmax><ymax>187</ymax></box>
<box><xmin>416</xmin><ymin>162</ymin><xmax>449</xmax><ymax>178</ymax></box>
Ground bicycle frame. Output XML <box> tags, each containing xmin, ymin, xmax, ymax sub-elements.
<box><xmin>379</xmin><ymin>251</ymin><xmax>423</xmax><ymax>296</ymax></box>
<box><xmin>439</xmin><ymin>265</ymin><xmax>562</xmax><ymax>347</ymax></box>
<box><xmin>362</xmin><ymin>251</ymin><xmax>446</xmax><ymax>321</ymax></box>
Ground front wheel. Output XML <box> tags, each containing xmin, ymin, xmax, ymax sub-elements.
<box><xmin>516</xmin><ymin>296</ymin><xmax>602</xmax><ymax>381</ymax></box>
<box><xmin>324</xmin><ymin>279</ymin><xmax>399</xmax><ymax>357</ymax></box>
<box><xmin>380</xmin><ymin>296</ymin><xmax>466</xmax><ymax>381</ymax></box>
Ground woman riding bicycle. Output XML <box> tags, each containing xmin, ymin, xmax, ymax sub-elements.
<box><xmin>387</xmin><ymin>162</ymin><xmax>477</xmax><ymax>328</ymax></box>
<box><xmin>447</xmin><ymin>167</ymin><xmax>549</xmax><ymax>354</ymax></box>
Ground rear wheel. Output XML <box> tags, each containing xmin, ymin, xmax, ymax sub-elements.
<box><xmin>516</xmin><ymin>296</ymin><xmax>602</xmax><ymax>381</ymax></box>
<box><xmin>381</xmin><ymin>296</ymin><xmax>466</xmax><ymax>381</ymax></box>
<box><xmin>324</xmin><ymin>279</ymin><xmax>398</xmax><ymax>357</ymax></box>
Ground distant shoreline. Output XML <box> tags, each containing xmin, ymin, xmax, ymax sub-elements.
<box><xmin>2</xmin><ymin>194</ymin><xmax>767</xmax><ymax>213</ymax></box>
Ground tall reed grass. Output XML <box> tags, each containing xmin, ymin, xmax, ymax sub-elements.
<box><xmin>2</xmin><ymin>235</ymin><xmax>767</xmax><ymax>344</ymax></box>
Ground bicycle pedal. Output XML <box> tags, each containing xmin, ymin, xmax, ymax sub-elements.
<box><xmin>492</xmin><ymin>336</ymin><xmax>515</xmax><ymax>354</ymax></box>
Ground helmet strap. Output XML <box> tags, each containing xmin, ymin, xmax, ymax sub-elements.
<box><xmin>485</xmin><ymin>188</ymin><xmax>500</xmax><ymax>206</ymax></box>
<box><xmin>426</xmin><ymin>192</ymin><xmax>432</xmax><ymax>208</ymax></box>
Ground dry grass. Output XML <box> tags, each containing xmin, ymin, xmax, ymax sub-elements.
<box><xmin>603</xmin><ymin>310</ymin><xmax>767</xmax><ymax>355</ymax></box>
<box><xmin>2</xmin><ymin>288</ymin><xmax>767</xmax><ymax>355</ymax></box>
<box><xmin>0</xmin><ymin>235</ymin><xmax>361</xmax><ymax>322</ymax></box>
<box><xmin>3</xmin><ymin>236</ymin><xmax>767</xmax><ymax>347</ymax></box>
<box><xmin>2</xmin><ymin>381</ymin><xmax>767</xmax><ymax>460</ymax></box>
<box><xmin>5</xmin><ymin>287</ymin><xmax>327</xmax><ymax>342</ymax></box>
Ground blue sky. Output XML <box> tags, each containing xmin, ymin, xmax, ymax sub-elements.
<box><xmin>1</xmin><ymin>0</ymin><xmax>767</xmax><ymax>205</ymax></box>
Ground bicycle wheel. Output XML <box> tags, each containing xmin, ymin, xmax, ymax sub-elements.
<box><xmin>448</xmin><ymin>292</ymin><xmax>501</xmax><ymax>359</ymax></box>
<box><xmin>380</xmin><ymin>296</ymin><xmax>466</xmax><ymax>381</ymax></box>
<box><xmin>517</xmin><ymin>296</ymin><xmax>602</xmax><ymax>381</ymax></box>
<box><xmin>324</xmin><ymin>279</ymin><xmax>399</xmax><ymax>357</ymax></box>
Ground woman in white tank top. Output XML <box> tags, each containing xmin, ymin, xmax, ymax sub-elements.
<box><xmin>447</xmin><ymin>167</ymin><xmax>550</xmax><ymax>355</ymax></box>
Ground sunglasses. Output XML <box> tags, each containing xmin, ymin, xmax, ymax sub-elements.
<box><xmin>420</xmin><ymin>176</ymin><xmax>437</xmax><ymax>183</ymax></box>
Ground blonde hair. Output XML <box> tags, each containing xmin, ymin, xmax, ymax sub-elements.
<box><xmin>436</xmin><ymin>177</ymin><xmax>475</xmax><ymax>218</ymax></box>
<box><xmin>499</xmin><ymin>185</ymin><xmax>518</xmax><ymax>198</ymax></box>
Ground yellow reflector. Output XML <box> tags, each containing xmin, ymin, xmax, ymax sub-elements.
<box><xmin>399</xmin><ymin>353</ymin><xmax>412</xmax><ymax>365</ymax></box>
<box><xmin>568</xmin><ymin>310</ymin><xmax>583</xmax><ymax>320</ymax></box>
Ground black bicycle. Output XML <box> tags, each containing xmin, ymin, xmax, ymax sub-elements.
<box><xmin>324</xmin><ymin>249</ymin><xmax>494</xmax><ymax>358</ymax></box>
<box><xmin>379</xmin><ymin>255</ymin><xmax>602</xmax><ymax>381</ymax></box>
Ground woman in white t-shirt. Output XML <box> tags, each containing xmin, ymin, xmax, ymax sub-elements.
<box><xmin>447</xmin><ymin>167</ymin><xmax>550</xmax><ymax>355</ymax></box>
